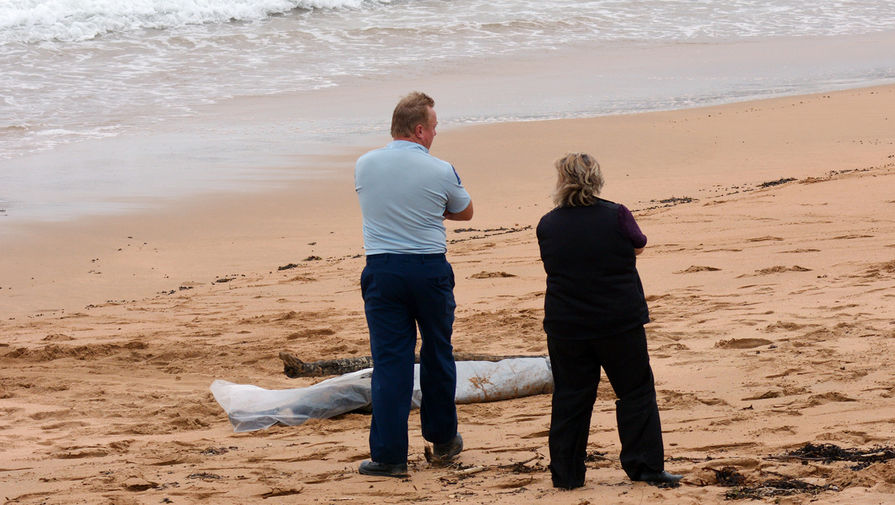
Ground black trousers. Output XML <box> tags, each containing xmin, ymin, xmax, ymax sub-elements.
<box><xmin>547</xmin><ymin>325</ymin><xmax>664</xmax><ymax>489</ymax></box>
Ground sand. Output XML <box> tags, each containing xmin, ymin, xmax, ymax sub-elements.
<box><xmin>1</xmin><ymin>84</ymin><xmax>894</xmax><ymax>504</ymax></box>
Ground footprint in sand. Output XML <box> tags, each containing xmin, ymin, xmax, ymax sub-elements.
<box><xmin>863</xmin><ymin>260</ymin><xmax>895</xmax><ymax>277</ymax></box>
<box><xmin>41</xmin><ymin>333</ymin><xmax>74</xmax><ymax>342</ymax></box>
<box><xmin>741</xmin><ymin>390</ymin><xmax>783</xmax><ymax>400</ymax></box>
<box><xmin>121</xmin><ymin>475</ymin><xmax>159</xmax><ymax>492</ymax></box>
<box><xmin>674</xmin><ymin>265</ymin><xmax>721</xmax><ymax>274</ymax></box>
<box><xmin>5</xmin><ymin>341</ymin><xmax>148</xmax><ymax>362</ymax></box>
<box><xmin>52</xmin><ymin>446</ymin><xmax>110</xmax><ymax>459</ymax></box>
<box><xmin>658</xmin><ymin>390</ymin><xmax>730</xmax><ymax>408</ymax></box>
<box><xmin>286</xmin><ymin>328</ymin><xmax>336</xmax><ymax>340</ymax></box>
<box><xmin>260</xmin><ymin>488</ymin><xmax>304</xmax><ymax>499</ymax></box>
<box><xmin>742</xmin><ymin>265</ymin><xmax>811</xmax><ymax>276</ymax></box>
<box><xmin>764</xmin><ymin>321</ymin><xmax>809</xmax><ymax>332</ymax></box>
<box><xmin>279</xmin><ymin>275</ymin><xmax>317</xmax><ymax>283</ymax></box>
<box><xmin>714</xmin><ymin>338</ymin><xmax>773</xmax><ymax>349</ymax></box>
<box><xmin>800</xmin><ymin>392</ymin><xmax>858</xmax><ymax>408</ymax></box>
<box><xmin>302</xmin><ymin>469</ymin><xmax>350</xmax><ymax>484</ymax></box>
<box><xmin>489</xmin><ymin>475</ymin><xmax>537</xmax><ymax>489</ymax></box>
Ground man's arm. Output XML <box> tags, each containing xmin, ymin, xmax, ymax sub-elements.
<box><xmin>444</xmin><ymin>201</ymin><xmax>473</xmax><ymax>221</ymax></box>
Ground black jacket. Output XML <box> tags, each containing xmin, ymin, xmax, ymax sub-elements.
<box><xmin>536</xmin><ymin>199</ymin><xmax>649</xmax><ymax>339</ymax></box>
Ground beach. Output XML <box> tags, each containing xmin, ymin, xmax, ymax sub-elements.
<box><xmin>2</xmin><ymin>83</ymin><xmax>894</xmax><ymax>504</ymax></box>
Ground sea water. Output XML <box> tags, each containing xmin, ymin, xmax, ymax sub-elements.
<box><xmin>1</xmin><ymin>0</ymin><xmax>894</xmax><ymax>223</ymax></box>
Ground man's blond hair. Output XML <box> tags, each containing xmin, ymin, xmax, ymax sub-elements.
<box><xmin>391</xmin><ymin>92</ymin><xmax>435</xmax><ymax>139</ymax></box>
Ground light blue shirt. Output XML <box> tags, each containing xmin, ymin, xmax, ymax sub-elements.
<box><xmin>355</xmin><ymin>140</ymin><xmax>471</xmax><ymax>255</ymax></box>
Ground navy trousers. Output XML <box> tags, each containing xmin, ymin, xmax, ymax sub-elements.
<box><xmin>360</xmin><ymin>253</ymin><xmax>459</xmax><ymax>464</ymax></box>
<box><xmin>547</xmin><ymin>325</ymin><xmax>665</xmax><ymax>488</ymax></box>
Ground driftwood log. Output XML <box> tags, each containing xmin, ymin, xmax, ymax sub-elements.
<box><xmin>279</xmin><ymin>351</ymin><xmax>545</xmax><ymax>378</ymax></box>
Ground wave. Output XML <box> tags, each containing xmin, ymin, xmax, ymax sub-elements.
<box><xmin>0</xmin><ymin>0</ymin><xmax>388</xmax><ymax>43</ymax></box>
<box><xmin>4</xmin><ymin>0</ymin><xmax>895</xmax><ymax>46</ymax></box>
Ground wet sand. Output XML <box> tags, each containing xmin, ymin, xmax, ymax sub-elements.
<box><xmin>1</xmin><ymin>84</ymin><xmax>894</xmax><ymax>504</ymax></box>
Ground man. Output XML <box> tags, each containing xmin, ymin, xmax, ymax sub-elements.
<box><xmin>354</xmin><ymin>92</ymin><xmax>473</xmax><ymax>477</ymax></box>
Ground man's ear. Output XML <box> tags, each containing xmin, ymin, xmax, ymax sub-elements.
<box><xmin>414</xmin><ymin>123</ymin><xmax>424</xmax><ymax>138</ymax></box>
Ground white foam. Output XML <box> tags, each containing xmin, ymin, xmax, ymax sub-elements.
<box><xmin>34</xmin><ymin>127</ymin><xmax>119</xmax><ymax>137</ymax></box>
<box><xmin>0</xmin><ymin>0</ymin><xmax>385</xmax><ymax>43</ymax></box>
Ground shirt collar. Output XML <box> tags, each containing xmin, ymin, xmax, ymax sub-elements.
<box><xmin>388</xmin><ymin>140</ymin><xmax>429</xmax><ymax>153</ymax></box>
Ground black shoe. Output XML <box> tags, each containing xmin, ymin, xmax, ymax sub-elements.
<box><xmin>358</xmin><ymin>460</ymin><xmax>408</xmax><ymax>478</ymax></box>
<box><xmin>633</xmin><ymin>470</ymin><xmax>683</xmax><ymax>486</ymax></box>
<box><xmin>553</xmin><ymin>481</ymin><xmax>584</xmax><ymax>490</ymax></box>
<box><xmin>430</xmin><ymin>433</ymin><xmax>463</xmax><ymax>463</ymax></box>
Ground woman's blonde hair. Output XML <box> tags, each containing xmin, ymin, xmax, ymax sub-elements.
<box><xmin>552</xmin><ymin>152</ymin><xmax>604</xmax><ymax>207</ymax></box>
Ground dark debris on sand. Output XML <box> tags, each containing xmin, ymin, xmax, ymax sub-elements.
<box><xmin>448</xmin><ymin>225</ymin><xmax>532</xmax><ymax>244</ymax></box>
<box><xmin>711</xmin><ymin>466</ymin><xmax>747</xmax><ymax>487</ymax></box>
<box><xmin>638</xmin><ymin>196</ymin><xmax>695</xmax><ymax>212</ymax></box>
<box><xmin>716</xmin><ymin>443</ymin><xmax>895</xmax><ymax>500</ymax></box>
<box><xmin>504</xmin><ymin>458</ymin><xmax>546</xmax><ymax>474</ymax></box>
<box><xmin>723</xmin><ymin>478</ymin><xmax>837</xmax><ymax>500</ymax></box>
<box><xmin>785</xmin><ymin>443</ymin><xmax>895</xmax><ymax>470</ymax></box>
<box><xmin>758</xmin><ymin>177</ymin><xmax>797</xmax><ymax>188</ymax></box>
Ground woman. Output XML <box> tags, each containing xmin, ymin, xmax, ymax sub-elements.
<box><xmin>536</xmin><ymin>153</ymin><xmax>681</xmax><ymax>489</ymax></box>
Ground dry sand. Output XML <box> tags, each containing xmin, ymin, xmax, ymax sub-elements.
<box><xmin>2</xmin><ymin>85</ymin><xmax>894</xmax><ymax>504</ymax></box>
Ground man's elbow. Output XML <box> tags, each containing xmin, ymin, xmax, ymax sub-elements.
<box><xmin>457</xmin><ymin>202</ymin><xmax>474</xmax><ymax>220</ymax></box>
<box><xmin>446</xmin><ymin>202</ymin><xmax>474</xmax><ymax>221</ymax></box>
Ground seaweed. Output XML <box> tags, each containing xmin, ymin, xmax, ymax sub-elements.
<box><xmin>724</xmin><ymin>479</ymin><xmax>836</xmax><ymax>500</ymax></box>
<box><xmin>758</xmin><ymin>178</ymin><xmax>796</xmax><ymax>188</ymax></box>
<box><xmin>784</xmin><ymin>443</ymin><xmax>895</xmax><ymax>470</ymax></box>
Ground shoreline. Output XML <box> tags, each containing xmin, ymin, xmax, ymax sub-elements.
<box><xmin>4</xmin><ymin>28</ymin><xmax>895</xmax><ymax>226</ymax></box>
<box><xmin>2</xmin><ymin>83</ymin><xmax>895</xmax><ymax>318</ymax></box>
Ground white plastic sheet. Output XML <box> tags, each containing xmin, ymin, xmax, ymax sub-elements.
<box><xmin>210</xmin><ymin>358</ymin><xmax>552</xmax><ymax>432</ymax></box>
